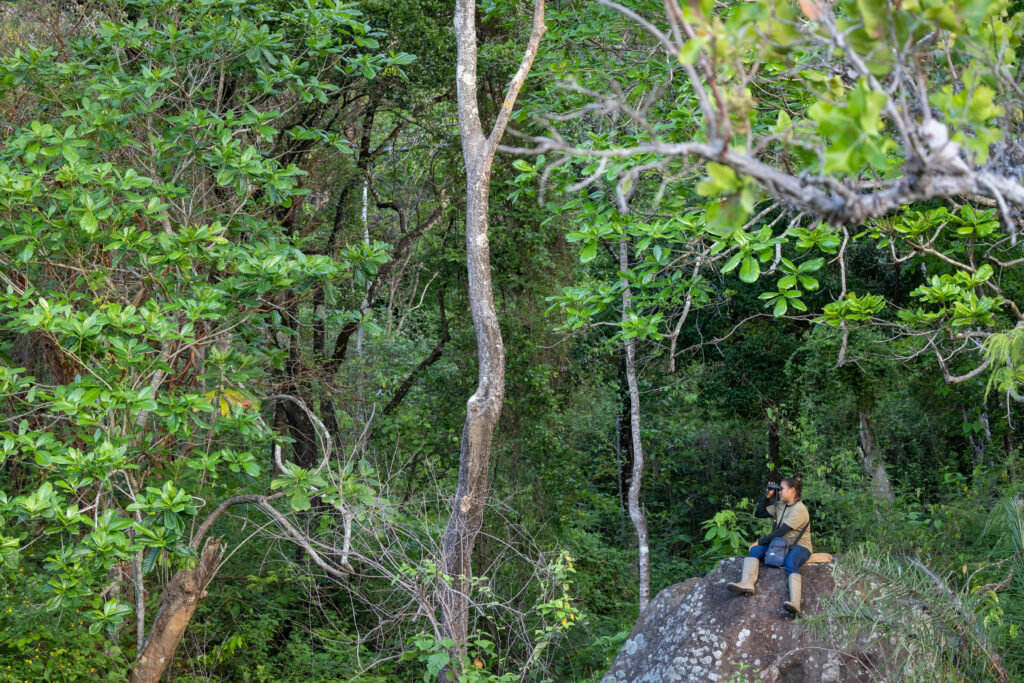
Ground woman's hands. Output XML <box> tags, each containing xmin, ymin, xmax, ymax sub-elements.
<box><xmin>753</xmin><ymin>482</ymin><xmax>779</xmax><ymax>549</ymax></box>
<box><xmin>749</xmin><ymin>542</ymin><xmax>759</xmax><ymax>551</ymax></box>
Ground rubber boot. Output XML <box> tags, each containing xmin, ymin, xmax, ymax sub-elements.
<box><xmin>783</xmin><ymin>573</ymin><xmax>802</xmax><ymax>614</ymax></box>
<box><xmin>726</xmin><ymin>557</ymin><xmax>759</xmax><ymax>596</ymax></box>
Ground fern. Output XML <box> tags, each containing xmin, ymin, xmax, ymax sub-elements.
<box><xmin>983</xmin><ymin>328</ymin><xmax>1024</xmax><ymax>397</ymax></box>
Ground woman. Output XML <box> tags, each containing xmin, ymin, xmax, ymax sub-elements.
<box><xmin>726</xmin><ymin>477</ymin><xmax>812</xmax><ymax>614</ymax></box>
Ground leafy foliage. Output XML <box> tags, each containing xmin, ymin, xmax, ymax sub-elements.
<box><xmin>2</xmin><ymin>0</ymin><xmax>1024</xmax><ymax>680</ymax></box>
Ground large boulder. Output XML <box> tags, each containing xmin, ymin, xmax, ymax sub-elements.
<box><xmin>601</xmin><ymin>557</ymin><xmax>875</xmax><ymax>682</ymax></box>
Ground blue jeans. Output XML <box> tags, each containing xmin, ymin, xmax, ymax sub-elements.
<box><xmin>749</xmin><ymin>544</ymin><xmax>811</xmax><ymax>576</ymax></box>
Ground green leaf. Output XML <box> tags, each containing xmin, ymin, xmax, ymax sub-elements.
<box><xmin>738</xmin><ymin>256</ymin><xmax>760</xmax><ymax>283</ymax></box>
<box><xmin>697</xmin><ymin>163</ymin><xmax>742</xmax><ymax>196</ymax></box>
<box><xmin>721</xmin><ymin>252</ymin><xmax>743</xmax><ymax>274</ymax></box>
<box><xmin>775</xmin><ymin>110</ymin><xmax>792</xmax><ymax>133</ymax></box>
<box><xmin>798</xmin><ymin>275</ymin><xmax>819</xmax><ymax>291</ymax></box>
<box><xmin>426</xmin><ymin>652</ymin><xmax>450</xmax><ymax>676</ymax></box>
<box><xmin>705</xmin><ymin>199</ymin><xmax>748</xmax><ymax>237</ymax></box>
<box><xmin>79</xmin><ymin>212</ymin><xmax>98</xmax><ymax>234</ymax></box>
<box><xmin>800</xmin><ymin>257</ymin><xmax>825</xmax><ymax>272</ymax></box>
<box><xmin>142</xmin><ymin>547</ymin><xmax>160</xmax><ymax>575</ymax></box>
<box><xmin>290</xmin><ymin>489</ymin><xmax>311</xmax><ymax>512</ymax></box>
<box><xmin>677</xmin><ymin>36</ymin><xmax>708</xmax><ymax>65</ymax></box>
<box><xmin>773</xmin><ymin>298</ymin><xmax>788</xmax><ymax>317</ymax></box>
<box><xmin>579</xmin><ymin>242</ymin><xmax>597</xmax><ymax>264</ymax></box>
<box><xmin>856</xmin><ymin>0</ymin><xmax>887</xmax><ymax>38</ymax></box>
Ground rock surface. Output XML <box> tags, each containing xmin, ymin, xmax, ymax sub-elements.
<box><xmin>601</xmin><ymin>557</ymin><xmax>874</xmax><ymax>682</ymax></box>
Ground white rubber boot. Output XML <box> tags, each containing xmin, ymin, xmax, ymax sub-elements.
<box><xmin>783</xmin><ymin>573</ymin><xmax>802</xmax><ymax>614</ymax></box>
<box><xmin>726</xmin><ymin>557</ymin><xmax>759</xmax><ymax>596</ymax></box>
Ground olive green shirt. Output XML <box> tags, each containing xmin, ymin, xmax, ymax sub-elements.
<box><xmin>765</xmin><ymin>500</ymin><xmax>812</xmax><ymax>553</ymax></box>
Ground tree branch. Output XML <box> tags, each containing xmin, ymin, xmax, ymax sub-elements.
<box><xmin>189</xmin><ymin>493</ymin><xmax>350</xmax><ymax>582</ymax></box>
<box><xmin>501</xmin><ymin>137</ymin><xmax>1024</xmax><ymax>228</ymax></box>
<box><xmin>932</xmin><ymin>347</ymin><xmax>991</xmax><ymax>385</ymax></box>
<box><xmin>484</xmin><ymin>0</ymin><xmax>547</xmax><ymax>159</ymax></box>
<box><xmin>328</xmin><ymin>196</ymin><xmax>449</xmax><ymax>373</ymax></box>
<box><xmin>383</xmin><ymin>288</ymin><xmax>450</xmax><ymax>416</ymax></box>
<box><xmin>190</xmin><ymin>493</ymin><xmax>285</xmax><ymax>550</ymax></box>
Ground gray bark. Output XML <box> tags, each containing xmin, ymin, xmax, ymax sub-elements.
<box><xmin>620</xmin><ymin>241</ymin><xmax>650</xmax><ymax>610</ymax></box>
<box><xmin>963</xmin><ymin>404</ymin><xmax>992</xmax><ymax>469</ymax></box>
<box><xmin>615</xmin><ymin>413</ymin><xmax>625</xmax><ymax>514</ymax></box>
<box><xmin>133</xmin><ymin>551</ymin><xmax>145</xmax><ymax>654</ymax></box>
<box><xmin>440</xmin><ymin>0</ymin><xmax>545</xmax><ymax>670</ymax></box>
<box><xmin>857</xmin><ymin>408</ymin><xmax>895</xmax><ymax>502</ymax></box>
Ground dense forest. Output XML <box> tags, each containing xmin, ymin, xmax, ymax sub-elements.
<box><xmin>1</xmin><ymin>0</ymin><xmax>1024</xmax><ymax>680</ymax></box>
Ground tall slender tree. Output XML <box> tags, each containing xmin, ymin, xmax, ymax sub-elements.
<box><xmin>440</xmin><ymin>0</ymin><xmax>546</xmax><ymax>669</ymax></box>
<box><xmin>619</xmin><ymin>241</ymin><xmax>650</xmax><ymax>609</ymax></box>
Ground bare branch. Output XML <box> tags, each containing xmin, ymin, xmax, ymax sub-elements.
<box><xmin>932</xmin><ymin>346</ymin><xmax>991</xmax><ymax>385</ymax></box>
<box><xmin>484</xmin><ymin>0</ymin><xmax>547</xmax><ymax>158</ymax></box>
<box><xmin>266</xmin><ymin>394</ymin><xmax>333</xmax><ymax>472</ymax></box>
<box><xmin>190</xmin><ymin>493</ymin><xmax>285</xmax><ymax>549</ymax></box>
<box><xmin>503</xmin><ymin>137</ymin><xmax>1024</xmax><ymax>227</ymax></box>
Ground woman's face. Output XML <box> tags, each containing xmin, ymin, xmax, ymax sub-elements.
<box><xmin>779</xmin><ymin>482</ymin><xmax>797</xmax><ymax>504</ymax></box>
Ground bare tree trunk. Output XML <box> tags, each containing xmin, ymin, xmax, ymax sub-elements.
<box><xmin>130</xmin><ymin>539</ymin><xmax>224</xmax><ymax>683</ymax></box>
<box><xmin>132</xmin><ymin>550</ymin><xmax>145</xmax><ymax>654</ymax></box>
<box><xmin>437</xmin><ymin>175</ymin><xmax>506</xmax><ymax>659</ymax></box>
<box><xmin>857</xmin><ymin>408</ymin><xmax>895</xmax><ymax>502</ymax></box>
<box><xmin>439</xmin><ymin>0</ymin><xmax>545</xmax><ymax>672</ymax></box>
<box><xmin>615</xmin><ymin>412</ymin><xmax>626</xmax><ymax>515</ymax></box>
<box><xmin>620</xmin><ymin>241</ymin><xmax>650</xmax><ymax>611</ymax></box>
<box><xmin>767</xmin><ymin>412</ymin><xmax>780</xmax><ymax>475</ymax></box>
<box><xmin>963</xmin><ymin>404</ymin><xmax>992</xmax><ymax>470</ymax></box>
<box><xmin>980</xmin><ymin>406</ymin><xmax>992</xmax><ymax>467</ymax></box>
<box><xmin>617</xmin><ymin>350</ymin><xmax>633</xmax><ymax>513</ymax></box>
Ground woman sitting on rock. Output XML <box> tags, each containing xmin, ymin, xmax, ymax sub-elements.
<box><xmin>726</xmin><ymin>477</ymin><xmax>811</xmax><ymax>614</ymax></box>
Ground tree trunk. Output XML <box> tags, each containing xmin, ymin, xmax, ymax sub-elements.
<box><xmin>620</xmin><ymin>241</ymin><xmax>650</xmax><ymax>611</ymax></box>
<box><xmin>857</xmin><ymin>408</ymin><xmax>894</xmax><ymax>502</ymax></box>
<box><xmin>980</xmin><ymin>406</ymin><xmax>992</xmax><ymax>467</ymax></box>
<box><xmin>437</xmin><ymin>173</ymin><xmax>506</xmax><ymax>656</ymax></box>
<box><xmin>617</xmin><ymin>350</ymin><xmax>633</xmax><ymax>513</ymax></box>
<box><xmin>767</xmin><ymin>414</ymin><xmax>780</xmax><ymax>475</ymax></box>
<box><xmin>440</xmin><ymin>0</ymin><xmax>544</xmax><ymax>672</ymax></box>
<box><xmin>130</xmin><ymin>539</ymin><xmax>223</xmax><ymax>683</ymax></box>
<box><xmin>132</xmin><ymin>550</ymin><xmax>145</xmax><ymax>654</ymax></box>
<box><xmin>963</xmin><ymin>404</ymin><xmax>992</xmax><ymax>470</ymax></box>
<box><xmin>615</xmin><ymin>412</ymin><xmax>626</xmax><ymax>514</ymax></box>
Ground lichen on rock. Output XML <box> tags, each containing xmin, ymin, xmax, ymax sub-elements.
<box><xmin>601</xmin><ymin>556</ymin><xmax>877</xmax><ymax>682</ymax></box>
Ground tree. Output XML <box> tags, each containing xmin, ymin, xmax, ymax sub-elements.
<box><xmin>515</xmin><ymin>3</ymin><xmax>800</xmax><ymax>608</ymax></box>
<box><xmin>439</xmin><ymin>0</ymin><xmax>546</xmax><ymax>669</ymax></box>
<box><xmin>0</xmin><ymin>1</ymin><xmax>415</xmax><ymax>679</ymax></box>
<box><xmin>510</xmin><ymin>0</ymin><xmax>1024</xmax><ymax>396</ymax></box>
<box><xmin>619</xmin><ymin>240</ymin><xmax>651</xmax><ymax>608</ymax></box>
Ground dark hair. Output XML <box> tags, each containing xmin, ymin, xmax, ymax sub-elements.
<box><xmin>781</xmin><ymin>476</ymin><xmax>803</xmax><ymax>500</ymax></box>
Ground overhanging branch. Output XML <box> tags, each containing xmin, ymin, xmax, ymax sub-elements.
<box><xmin>500</xmin><ymin>137</ymin><xmax>1024</xmax><ymax>228</ymax></box>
